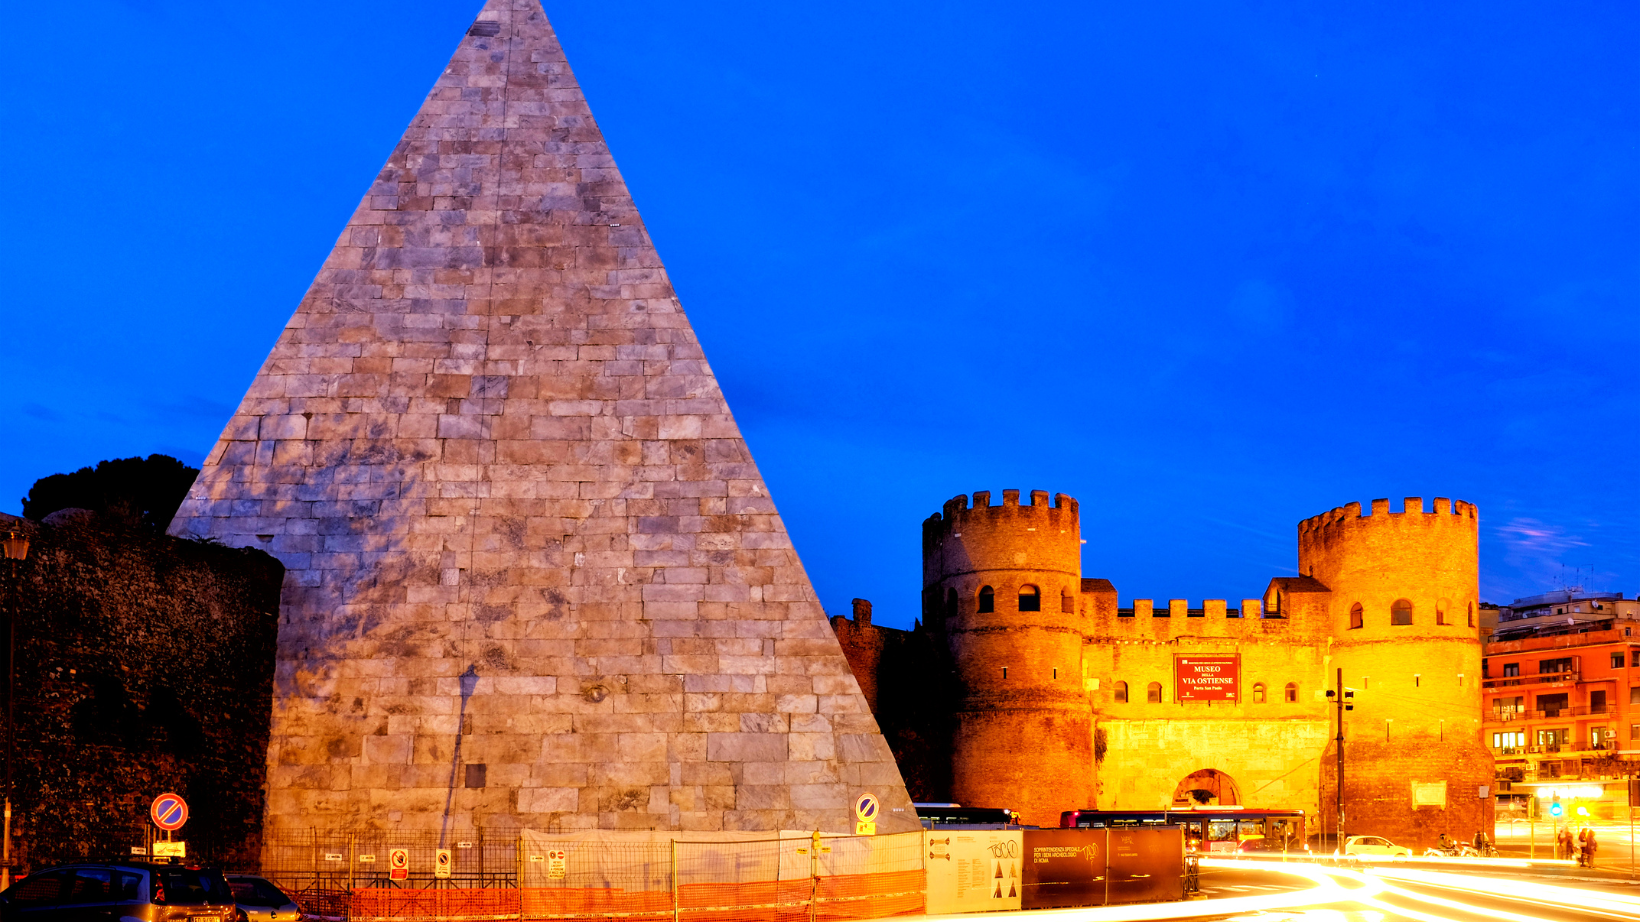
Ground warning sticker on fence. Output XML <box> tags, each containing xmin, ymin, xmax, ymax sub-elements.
<box><xmin>435</xmin><ymin>848</ymin><xmax>452</xmax><ymax>879</ymax></box>
<box><xmin>389</xmin><ymin>848</ymin><xmax>409</xmax><ymax>881</ymax></box>
<box><xmin>547</xmin><ymin>849</ymin><xmax>566</xmax><ymax>880</ymax></box>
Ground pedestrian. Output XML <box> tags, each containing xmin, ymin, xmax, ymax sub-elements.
<box><xmin>1582</xmin><ymin>827</ymin><xmax>1598</xmax><ymax>868</ymax></box>
<box><xmin>1557</xmin><ymin>826</ymin><xmax>1573</xmax><ymax>861</ymax></box>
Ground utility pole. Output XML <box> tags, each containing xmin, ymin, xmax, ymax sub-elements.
<box><xmin>1336</xmin><ymin>667</ymin><xmax>1344</xmax><ymax>852</ymax></box>
<box><xmin>1327</xmin><ymin>668</ymin><xmax>1353</xmax><ymax>855</ymax></box>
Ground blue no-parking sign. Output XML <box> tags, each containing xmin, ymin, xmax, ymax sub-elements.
<box><xmin>151</xmin><ymin>793</ymin><xmax>189</xmax><ymax>831</ymax></box>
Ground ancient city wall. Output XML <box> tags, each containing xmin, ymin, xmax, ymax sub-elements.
<box><xmin>0</xmin><ymin>514</ymin><xmax>284</xmax><ymax>871</ymax></box>
<box><xmin>1086</xmin><ymin>632</ymin><xmax>1330</xmax><ymax>817</ymax></box>
<box><xmin>1300</xmin><ymin>497</ymin><xmax>1492</xmax><ymax>847</ymax></box>
<box><xmin>923</xmin><ymin>491</ymin><xmax>1095</xmax><ymax>825</ymax></box>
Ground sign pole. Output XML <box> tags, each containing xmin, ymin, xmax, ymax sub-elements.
<box><xmin>1335</xmin><ymin>667</ymin><xmax>1345</xmax><ymax>855</ymax></box>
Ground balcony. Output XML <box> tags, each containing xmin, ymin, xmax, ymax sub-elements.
<box><xmin>1482</xmin><ymin>667</ymin><xmax>1578</xmax><ymax>689</ymax></box>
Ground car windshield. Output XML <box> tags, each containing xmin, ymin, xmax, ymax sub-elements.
<box><xmin>155</xmin><ymin>869</ymin><xmax>233</xmax><ymax>905</ymax></box>
<box><xmin>229</xmin><ymin>879</ymin><xmax>292</xmax><ymax>907</ymax></box>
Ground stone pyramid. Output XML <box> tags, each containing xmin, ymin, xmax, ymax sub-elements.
<box><xmin>170</xmin><ymin>0</ymin><xmax>915</xmax><ymax>836</ymax></box>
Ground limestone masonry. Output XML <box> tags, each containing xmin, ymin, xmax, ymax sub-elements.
<box><xmin>833</xmin><ymin>491</ymin><xmax>1493</xmax><ymax>847</ymax></box>
<box><xmin>169</xmin><ymin>0</ymin><xmax>916</xmax><ymax>838</ymax></box>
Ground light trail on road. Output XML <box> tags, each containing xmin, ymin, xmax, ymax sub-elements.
<box><xmin>922</xmin><ymin>858</ymin><xmax>1640</xmax><ymax>921</ymax></box>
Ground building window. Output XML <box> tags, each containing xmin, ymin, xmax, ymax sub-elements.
<box><xmin>1252</xmin><ymin>683</ymin><xmax>1266</xmax><ymax>704</ymax></box>
<box><xmin>1436</xmin><ymin>601</ymin><xmax>1448</xmax><ymax>626</ymax></box>
<box><xmin>1592</xmin><ymin>690</ymin><xmax>1608</xmax><ymax>714</ymax></box>
<box><xmin>1503</xmin><ymin>663</ymin><xmax>1519</xmax><ymax>677</ymax></box>
<box><xmin>1633</xmin><ymin>651</ymin><xmax>1640</xmax><ymax>668</ymax></box>
<box><xmin>1631</xmin><ymin>686</ymin><xmax>1640</xmax><ymax>705</ymax></box>
<box><xmin>1349</xmin><ymin>603</ymin><xmax>1363</xmax><ymax>630</ymax></box>
<box><xmin>1631</xmin><ymin>724</ymin><xmax>1639</xmax><ymax>741</ymax></box>
<box><xmin>1061</xmin><ymin>590</ymin><xmax>1075</xmax><ymax>613</ymax></box>
<box><xmin>1146</xmin><ymin>682</ymin><xmax>1163</xmax><ymax>703</ymax></box>
<box><xmin>978</xmin><ymin>586</ymin><xmax>994</xmax><ymax>613</ymax></box>
<box><xmin>1018</xmin><ymin>585</ymin><xmax>1041</xmax><ymax>612</ymax></box>
<box><xmin>1615</xmin><ymin>652</ymin><xmax>1626</xmax><ymax>669</ymax></box>
<box><xmin>1468</xmin><ymin>602</ymin><xmax>1475</xmax><ymax>628</ymax></box>
<box><xmin>1539</xmin><ymin>657</ymin><xmax>1574</xmax><ymax>675</ymax></box>
<box><xmin>1592</xmin><ymin>727</ymin><xmax>1612</xmax><ymax>749</ymax></box>
<box><xmin>464</xmin><ymin>763</ymin><xmax>487</xmax><ymax>788</ymax></box>
<box><xmin>1537</xmin><ymin>693</ymin><xmax>1569</xmax><ymax>718</ymax></box>
<box><xmin>1114</xmin><ymin>681</ymin><xmax>1128</xmax><ymax>703</ymax></box>
<box><xmin>1284</xmin><ymin>682</ymin><xmax>1298</xmax><ymax>703</ymax></box>
<box><xmin>1536</xmin><ymin>727</ymin><xmax>1568</xmax><ymax>749</ymax></box>
<box><xmin>1493</xmin><ymin>696</ymin><xmax>1522</xmax><ymax>719</ymax></box>
<box><xmin>1491</xmin><ymin>731</ymin><xmax>1524</xmax><ymax>753</ymax></box>
<box><xmin>1391</xmin><ymin>599</ymin><xmax>1413</xmax><ymax>625</ymax></box>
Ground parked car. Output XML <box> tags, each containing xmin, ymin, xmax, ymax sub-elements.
<box><xmin>225</xmin><ymin>875</ymin><xmax>301</xmax><ymax>922</ymax></box>
<box><xmin>1343</xmin><ymin>835</ymin><xmax>1412</xmax><ymax>858</ymax></box>
<box><xmin>0</xmin><ymin>861</ymin><xmax>240</xmax><ymax>922</ymax></box>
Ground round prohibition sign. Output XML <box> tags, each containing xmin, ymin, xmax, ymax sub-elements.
<box><xmin>854</xmin><ymin>793</ymin><xmax>879</xmax><ymax>822</ymax></box>
<box><xmin>150</xmin><ymin>793</ymin><xmax>189</xmax><ymax>831</ymax></box>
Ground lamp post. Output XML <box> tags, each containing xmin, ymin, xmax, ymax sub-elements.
<box><xmin>1</xmin><ymin>530</ymin><xmax>29</xmax><ymax>890</ymax></box>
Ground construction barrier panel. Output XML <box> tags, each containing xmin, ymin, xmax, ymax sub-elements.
<box><xmin>262</xmin><ymin>829</ymin><xmax>925</xmax><ymax>922</ymax></box>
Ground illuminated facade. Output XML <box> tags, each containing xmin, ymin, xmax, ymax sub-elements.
<box><xmin>834</xmin><ymin>491</ymin><xmax>1495</xmax><ymax>849</ymax></box>
<box><xmin>1482</xmin><ymin>591</ymin><xmax>1640</xmax><ymax>820</ymax></box>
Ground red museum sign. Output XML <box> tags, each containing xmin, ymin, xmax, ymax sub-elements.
<box><xmin>1175</xmin><ymin>655</ymin><xmax>1239</xmax><ymax>701</ymax></box>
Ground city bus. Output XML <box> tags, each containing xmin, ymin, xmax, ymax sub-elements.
<box><xmin>1059</xmin><ymin>807</ymin><xmax>1306</xmax><ymax>854</ymax></box>
<box><xmin>914</xmin><ymin>803</ymin><xmax>1020</xmax><ymax>828</ymax></box>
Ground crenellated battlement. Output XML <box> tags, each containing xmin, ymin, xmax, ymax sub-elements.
<box><xmin>1298</xmin><ymin>496</ymin><xmax>1477</xmax><ymax>536</ymax></box>
<box><xmin>924</xmin><ymin>489</ymin><xmax>1078</xmax><ymax>538</ymax></box>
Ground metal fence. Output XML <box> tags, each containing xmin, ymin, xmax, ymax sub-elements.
<box><xmin>259</xmin><ymin>831</ymin><xmax>925</xmax><ymax>922</ymax></box>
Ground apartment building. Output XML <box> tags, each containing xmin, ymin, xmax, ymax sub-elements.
<box><xmin>1482</xmin><ymin>590</ymin><xmax>1640</xmax><ymax>819</ymax></box>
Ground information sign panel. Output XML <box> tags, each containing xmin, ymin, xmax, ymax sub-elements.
<box><xmin>1106</xmin><ymin>827</ymin><xmax>1183</xmax><ymax>905</ymax></box>
<box><xmin>434</xmin><ymin>849</ymin><xmax>452</xmax><ymax>879</ymax></box>
<box><xmin>1022</xmin><ymin>829</ymin><xmax>1105</xmax><ymax>910</ymax></box>
<box><xmin>1175</xmin><ymin>655</ymin><xmax>1239</xmax><ymax>701</ymax></box>
<box><xmin>152</xmin><ymin>840</ymin><xmax>186</xmax><ymax>858</ymax></box>
<box><xmin>924</xmin><ymin>830</ymin><xmax>1022</xmax><ymax>915</ymax></box>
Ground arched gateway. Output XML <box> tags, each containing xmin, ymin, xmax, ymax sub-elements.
<box><xmin>1173</xmin><ymin>769</ymin><xmax>1240</xmax><ymax>806</ymax></box>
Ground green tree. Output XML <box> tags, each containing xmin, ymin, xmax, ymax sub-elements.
<box><xmin>22</xmin><ymin>454</ymin><xmax>200</xmax><ymax>533</ymax></box>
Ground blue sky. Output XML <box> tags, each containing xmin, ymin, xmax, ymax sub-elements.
<box><xmin>2</xmin><ymin>0</ymin><xmax>1635</xmax><ymax>626</ymax></box>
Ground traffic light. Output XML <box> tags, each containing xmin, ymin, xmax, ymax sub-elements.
<box><xmin>1549</xmin><ymin>800</ymin><xmax>1564</xmax><ymax>819</ymax></box>
<box><xmin>1344</xmin><ymin>689</ymin><xmax>1355</xmax><ymax>711</ymax></box>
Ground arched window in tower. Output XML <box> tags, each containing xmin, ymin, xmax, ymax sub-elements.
<box><xmin>977</xmin><ymin>586</ymin><xmax>995</xmax><ymax>614</ymax></box>
<box><xmin>1252</xmin><ymin>683</ymin><xmax>1266</xmax><ymax>704</ymax></box>
<box><xmin>1436</xmin><ymin>598</ymin><xmax>1449</xmax><ymax>626</ymax></box>
<box><xmin>944</xmin><ymin>588</ymin><xmax>958</xmax><ymax>619</ymax></box>
<box><xmin>1146</xmin><ymin>682</ymin><xmax>1162</xmax><ymax>703</ymax></box>
<box><xmin>1018</xmin><ymin>585</ymin><xmax>1041</xmax><ymax>612</ymax></box>
<box><xmin>1349</xmin><ymin>603</ymin><xmax>1364</xmax><ymax>630</ymax></box>
<box><xmin>1468</xmin><ymin>602</ymin><xmax>1475</xmax><ymax>628</ymax></box>
<box><xmin>1062</xmin><ymin>589</ymin><xmax>1075</xmax><ymax>613</ymax></box>
<box><xmin>1114</xmin><ymin>681</ymin><xmax>1128</xmax><ymax>703</ymax></box>
<box><xmin>1284</xmin><ymin>682</ymin><xmax>1298</xmax><ymax>703</ymax></box>
<box><xmin>1391</xmin><ymin>599</ymin><xmax>1413</xmax><ymax>625</ymax></box>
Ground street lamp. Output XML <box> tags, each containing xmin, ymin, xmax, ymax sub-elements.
<box><xmin>2</xmin><ymin>530</ymin><xmax>28</xmax><ymax>890</ymax></box>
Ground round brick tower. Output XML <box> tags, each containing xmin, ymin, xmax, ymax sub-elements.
<box><xmin>1298</xmin><ymin>497</ymin><xmax>1494</xmax><ymax>848</ymax></box>
<box><xmin>923</xmin><ymin>489</ymin><xmax>1095</xmax><ymax>826</ymax></box>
